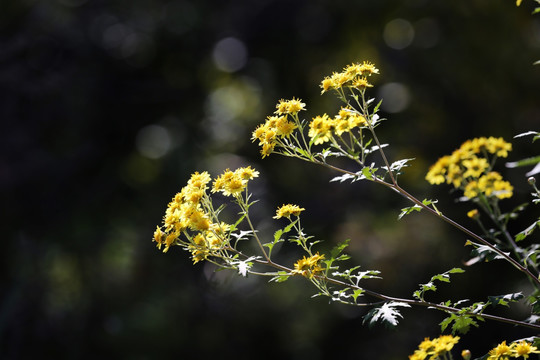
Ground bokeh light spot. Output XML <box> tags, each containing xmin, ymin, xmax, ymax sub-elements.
<box><xmin>383</xmin><ymin>19</ymin><xmax>415</xmax><ymax>50</ymax></box>
<box><xmin>378</xmin><ymin>82</ymin><xmax>411</xmax><ymax>113</ymax></box>
<box><xmin>212</xmin><ymin>37</ymin><xmax>248</xmax><ymax>73</ymax></box>
<box><xmin>136</xmin><ymin>125</ymin><xmax>171</xmax><ymax>159</ymax></box>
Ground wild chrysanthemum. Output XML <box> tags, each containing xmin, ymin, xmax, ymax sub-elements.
<box><xmin>293</xmin><ymin>253</ymin><xmax>325</xmax><ymax>279</ymax></box>
<box><xmin>274</xmin><ymin>204</ymin><xmax>305</xmax><ymax>219</ymax></box>
<box><xmin>462</xmin><ymin>156</ymin><xmax>489</xmax><ymax>178</ymax></box>
<box><xmin>308</xmin><ymin>114</ymin><xmax>333</xmax><ymax>144</ymax></box>
<box><xmin>409</xmin><ymin>335</ymin><xmax>460</xmax><ymax>360</ymax></box>
<box><xmin>488</xmin><ymin>341</ymin><xmax>512</xmax><ymax>359</ymax></box>
<box><xmin>426</xmin><ymin>136</ymin><xmax>513</xmax><ymax>200</ymax></box>
<box><xmin>512</xmin><ymin>340</ymin><xmax>540</xmax><ymax>358</ymax></box>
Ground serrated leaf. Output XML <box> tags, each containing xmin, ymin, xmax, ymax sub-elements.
<box><xmin>363</xmin><ymin>302</ymin><xmax>410</xmax><ymax>328</ymax></box>
<box><xmin>362</xmin><ymin>166</ymin><xmax>376</xmax><ymax>180</ymax></box>
<box><xmin>488</xmin><ymin>292</ymin><xmax>524</xmax><ymax>307</ymax></box>
<box><xmin>440</xmin><ymin>314</ymin><xmax>479</xmax><ymax>335</ymax></box>
<box><xmin>382</xmin><ymin>158</ymin><xmax>415</xmax><ymax>173</ymax></box>
<box><xmin>330</xmin><ymin>239</ymin><xmax>350</xmax><ymax>259</ymax></box>
<box><xmin>469</xmin><ymin>245</ymin><xmax>510</xmax><ymax>262</ymax></box>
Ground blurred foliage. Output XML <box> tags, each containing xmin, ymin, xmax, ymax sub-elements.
<box><xmin>1</xmin><ymin>0</ymin><xmax>539</xmax><ymax>359</ymax></box>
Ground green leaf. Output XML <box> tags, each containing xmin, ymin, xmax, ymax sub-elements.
<box><xmin>362</xmin><ymin>166</ymin><xmax>378</xmax><ymax>180</ymax></box>
<box><xmin>506</xmin><ymin>155</ymin><xmax>540</xmax><ymax>168</ymax></box>
<box><xmin>330</xmin><ymin>239</ymin><xmax>350</xmax><ymax>259</ymax></box>
<box><xmin>487</xmin><ymin>292</ymin><xmax>524</xmax><ymax>307</ymax></box>
<box><xmin>398</xmin><ymin>204</ymin><xmax>422</xmax><ymax>220</ymax></box>
<box><xmin>439</xmin><ymin>313</ymin><xmax>480</xmax><ymax>335</ymax></box>
<box><xmin>269</xmin><ymin>271</ymin><xmax>290</xmax><ymax>283</ymax></box>
<box><xmin>516</xmin><ymin>220</ymin><xmax>540</xmax><ymax>242</ymax></box>
<box><xmin>373</xmin><ymin>99</ymin><xmax>383</xmax><ymax>113</ymax></box>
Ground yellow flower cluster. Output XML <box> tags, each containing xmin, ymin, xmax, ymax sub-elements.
<box><xmin>212</xmin><ymin>166</ymin><xmax>259</xmax><ymax>197</ymax></box>
<box><xmin>409</xmin><ymin>335</ymin><xmax>460</xmax><ymax>360</ymax></box>
<box><xmin>488</xmin><ymin>340</ymin><xmax>540</xmax><ymax>359</ymax></box>
<box><xmin>153</xmin><ymin>167</ymin><xmax>258</xmax><ymax>259</ymax></box>
<box><xmin>320</xmin><ymin>61</ymin><xmax>379</xmax><ymax>94</ymax></box>
<box><xmin>273</xmin><ymin>204</ymin><xmax>305</xmax><ymax>219</ymax></box>
<box><xmin>308</xmin><ymin>107</ymin><xmax>367</xmax><ymax>145</ymax></box>
<box><xmin>425</xmin><ymin>137</ymin><xmax>513</xmax><ymax>200</ymax></box>
<box><xmin>292</xmin><ymin>253</ymin><xmax>325</xmax><ymax>279</ymax></box>
<box><xmin>251</xmin><ymin>98</ymin><xmax>304</xmax><ymax>157</ymax></box>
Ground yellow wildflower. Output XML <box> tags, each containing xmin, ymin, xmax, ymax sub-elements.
<box><xmin>260</xmin><ymin>142</ymin><xmax>275</xmax><ymax>158</ymax></box>
<box><xmin>308</xmin><ymin>114</ymin><xmax>333</xmax><ymax>144</ymax></box>
<box><xmin>153</xmin><ymin>226</ymin><xmax>165</xmax><ymax>250</ymax></box>
<box><xmin>512</xmin><ymin>340</ymin><xmax>540</xmax><ymax>358</ymax></box>
<box><xmin>488</xmin><ymin>341</ymin><xmax>512</xmax><ymax>359</ymax></box>
<box><xmin>462</xmin><ymin>156</ymin><xmax>489</xmax><ymax>178</ymax></box>
<box><xmin>274</xmin><ymin>98</ymin><xmax>306</xmax><ymax>115</ymax></box>
<box><xmin>293</xmin><ymin>253</ymin><xmax>325</xmax><ymax>279</ymax></box>
<box><xmin>286</xmin><ymin>97</ymin><xmax>306</xmax><ymax>114</ymax></box>
<box><xmin>235</xmin><ymin>166</ymin><xmax>260</xmax><ymax>181</ymax></box>
<box><xmin>436</xmin><ymin>335</ymin><xmax>460</xmax><ymax>352</ymax></box>
<box><xmin>409</xmin><ymin>335</ymin><xmax>460</xmax><ymax>360</ymax></box>
<box><xmin>517</xmin><ymin>0</ymin><xmax>522</xmax><ymax>6</ymax></box>
<box><xmin>187</xmin><ymin>209</ymin><xmax>211</xmax><ymax>231</ymax></box>
<box><xmin>358</xmin><ymin>61</ymin><xmax>380</xmax><ymax>76</ymax></box>
<box><xmin>274</xmin><ymin>204</ymin><xmax>305</xmax><ymax>219</ymax></box>
<box><xmin>352</xmin><ymin>76</ymin><xmax>373</xmax><ymax>90</ymax></box>
<box><xmin>320</xmin><ymin>76</ymin><xmax>335</xmax><ymax>94</ymax></box>
<box><xmin>485</xmin><ymin>136</ymin><xmax>512</xmax><ymax>157</ymax></box>
<box><xmin>274</xmin><ymin>116</ymin><xmax>297</xmax><ymax>137</ymax></box>
<box><xmin>408</xmin><ymin>350</ymin><xmax>427</xmax><ymax>360</ymax></box>
<box><xmin>187</xmin><ymin>171</ymin><xmax>211</xmax><ymax>190</ymax></box>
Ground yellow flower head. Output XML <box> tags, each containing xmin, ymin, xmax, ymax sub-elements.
<box><xmin>462</xmin><ymin>156</ymin><xmax>489</xmax><ymax>178</ymax></box>
<box><xmin>488</xmin><ymin>341</ymin><xmax>512</xmax><ymax>359</ymax></box>
<box><xmin>359</xmin><ymin>61</ymin><xmax>380</xmax><ymax>76</ymax></box>
<box><xmin>275</xmin><ymin>97</ymin><xmax>306</xmax><ymax>115</ymax></box>
<box><xmin>187</xmin><ymin>171</ymin><xmax>211</xmax><ymax>190</ymax></box>
<box><xmin>153</xmin><ymin>226</ymin><xmax>165</xmax><ymax>250</ymax></box>
<box><xmin>352</xmin><ymin>76</ymin><xmax>373</xmax><ymax>90</ymax></box>
<box><xmin>274</xmin><ymin>204</ymin><xmax>305</xmax><ymax>219</ymax></box>
<box><xmin>512</xmin><ymin>340</ymin><xmax>540</xmax><ymax>358</ymax></box>
<box><xmin>409</xmin><ymin>335</ymin><xmax>460</xmax><ymax>360</ymax></box>
<box><xmin>308</xmin><ymin>114</ymin><xmax>333</xmax><ymax>144</ymax></box>
<box><xmin>293</xmin><ymin>253</ymin><xmax>325</xmax><ymax>279</ymax></box>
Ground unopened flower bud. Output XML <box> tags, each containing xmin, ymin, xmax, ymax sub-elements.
<box><xmin>461</xmin><ymin>349</ymin><xmax>472</xmax><ymax>360</ymax></box>
<box><xmin>467</xmin><ymin>209</ymin><xmax>480</xmax><ymax>220</ymax></box>
<box><xmin>528</xmin><ymin>176</ymin><xmax>536</xmax><ymax>185</ymax></box>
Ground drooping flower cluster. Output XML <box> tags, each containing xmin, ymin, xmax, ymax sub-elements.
<box><xmin>487</xmin><ymin>340</ymin><xmax>540</xmax><ymax>359</ymax></box>
<box><xmin>251</xmin><ymin>98</ymin><xmax>304</xmax><ymax>157</ymax></box>
<box><xmin>292</xmin><ymin>253</ymin><xmax>326</xmax><ymax>279</ymax></box>
<box><xmin>320</xmin><ymin>61</ymin><xmax>380</xmax><ymax>94</ymax></box>
<box><xmin>425</xmin><ymin>137</ymin><xmax>513</xmax><ymax>200</ymax></box>
<box><xmin>153</xmin><ymin>167</ymin><xmax>258</xmax><ymax>260</ymax></box>
<box><xmin>408</xmin><ymin>335</ymin><xmax>460</xmax><ymax>360</ymax></box>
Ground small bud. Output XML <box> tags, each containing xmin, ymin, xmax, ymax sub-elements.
<box><xmin>467</xmin><ymin>209</ymin><xmax>480</xmax><ymax>220</ymax></box>
<box><xmin>461</xmin><ymin>349</ymin><xmax>472</xmax><ymax>360</ymax></box>
<box><xmin>528</xmin><ymin>176</ymin><xmax>536</xmax><ymax>185</ymax></box>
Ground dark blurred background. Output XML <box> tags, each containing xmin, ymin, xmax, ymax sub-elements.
<box><xmin>1</xmin><ymin>0</ymin><xmax>539</xmax><ymax>359</ymax></box>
